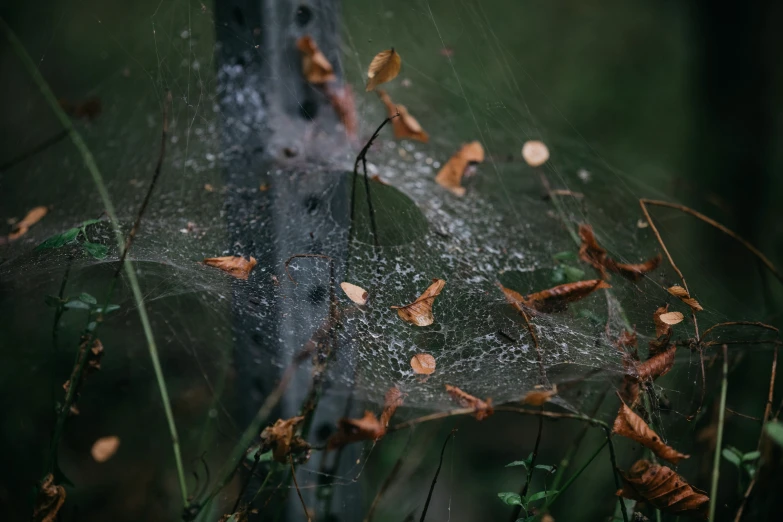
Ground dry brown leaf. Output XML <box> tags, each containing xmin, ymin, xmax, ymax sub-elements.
<box><xmin>91</xmin><ymin>435</ymin><xmax>120</xmax><ymax>462</ymax></box>
<box><xmin>370</xmin><ymin>174</ymin><xmax>389</xmax><ymax>185</ymax></box>
<box><xmin>618</xmin><ymin>374</ymin><xmax>641</xmax><ymax>408</ymax></box>
<box><xmin>636</xmin><ymin>345</ymin><xmax>676</xmax><ymax>381</ymax></box>
<box><xmin>435</xmin><ymin>141</ymin><xmax>485</xmax><ymax>196</ymax></box>
<box><xmin>653</xmin><ymin>305</ymin><xmax>672</xmax><ymax>339</ymax></box>
<box><xmin>445</xmin><ymin>384</ymin><xmax>494</xmax><ymax>420</ymax></box>
<box><xmin>340</xmin><ymin>282</ymin><xmax>368</xmax><ymax>305</ymax></box>
<box><xmin>578</xmin><ymin>224</ymin><xmax>660</xmax><ymax>281</ymax></box>
<box><xmin>659</xmin><ymin>311</ymin><xmax>684</xmax><ymax>326</ymax></box>
<box><xmin>296</xmin><ymin>35</ymin><xmax>336</xmax><ymax>84</ymax></box>
<box><xmin>378</xmin><ymin>90</ymin><xmax>429</xmax><ymax>143</ymax></box>
<box><xmin>380</xmin><ymin>386</ymin><xmax>405</xmax><ymax>428</ymax></box>
<box><xmin>366</xmin><ymin>48</ymin><xmax>401</xmax><ymax>91</ymax></box>
<box><xmin>410</xmin><ymin>353</ymin><xmax>436</xmax><ymax>375</ymax></box>
<box><xmin>7</xmin><ymin>205</ymin><xmax>48</xmax><ymax>241</ymax></box>
<box><xmin>391</xmin><ymin>278</ymin><xmax>445</xmax><ymax>326</ymax></box>
<box><xmin>499</xmin><ymin>279</ymin><xmax>611</xmax><ymax>314</ymax></box>
<box><xmin>261</xmin><ymin>416</ymin><xmax>306</xmax><ymax>462</ymax></box>
<box><xmin>32</xmin><ymin>474</ymin><xmax>66</xmax><ymax>522</ymax></box>
<box><xmin>59</xmin><ymin>97</ymin><xmax>102</xmax><ymax>121</ymax></box>
<box><xmin>617</xmin><ymin>460</ymin><xmax>708</xmax><ymax>518</ymax></box>
<box><xmin>326</xmin><ymin>84</ymin><xmax>358</xmax><ymax>138</ymax></box>
<box><xmin>667</xmin><ymin>285</ymin><xmax>704</xmax><ymax>312</ymax></box>
<box><xmin>328</xmin><ymin>411</ymin><xmax>386</xmax><ymax>449</ymax></box>
<box><xmin>613</xmin><ymin>403</ymin><xmax>689</xmax><ymax>464</ymax></box>
<box><xmin>204</xmin><ymin>256</ymin><xmax>257</xmax><ymax>280</ymax></box>
<box><xmin>522</xmin><ymin>140</ymin><xmax>550</xmax><ymax>167</ymax></box>
<box><xmin>523</xmin><ymin>385</ymin><xmax>558</xmax><ymax>406</ymax></box>
<box><xmin>615</xmin><ymin>329</ymin><xmax>638</xmax><ymax>351</ymax></box>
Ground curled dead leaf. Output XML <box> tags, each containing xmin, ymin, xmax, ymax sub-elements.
<box><xmin>326</xmin><ymin>84</ymin><xmax>358</xmax><ymax>138</ymax></box>
<box><xmin>613</xmin><ymin>403</ymin><xmax>689</xmax><ymax>464</ymax></box>
<box><xmin>32</xmin><ymin>474</ymin><xmax>66</xmax><ymax>522</ymax></box>
<box><xmin>659</xmin><ymin>311</ymin><xmax>684</xmax><ymax>326</ymax></box>
<box><xmin>522</xmin><ymin>140</ymin><xmax>550</xmax><ymax>167</ymax></box>
<box><xmin>618</xmin><ymin>374</ymin><xmax>641</xmax><ymax>408</ymax></box>
<box><xmin>615</xmin><ymin>329</ymin><xmax>638</xmax><ymax>351</ymax></box>
<box><xmin>410</xmin><ymin>353</ymin><xmax>436</xmax><ymax>375</ymax></box>
<box><xmin>617</xmin><ymin>460</ymin><xmax>708</xmax><ymax>518</ymax></box>
<box><xmin>261</xmin><ymin>416</ymin><xmax>309</xmax><ymax>463</ymax></box>
<box><xmin>523</xmin><ymin>385</ymin><xmax>558</xmax><ymax>406</ymax></box>
<box><xmin>380</xmin><ymin>387</ymin><xmax>405</xmax><ymax>428</ymax></box>
<box><xmin>445</xmin><ymin>384</ymin><xmax>494</xmax><ymax>420</ymax></box>
<box><xmin>340</xmin><ymin>282</ymin><xmax>368</xmax><ymax>305</ymax></box>
<box><xmin>328</xmin><ymin>411</ymin><xmax>386</xmax><ymax>449</ymax></box>
<box><xmin>667</xmin><ymin>285</ymin><xmax>703</xmax><ymax>312</ymax></box>
<box><xmin>498</xmin><ymin>280</ymin><xmax>611</xmax><ymax>314</ymax></box>
<box><xmin>296</xmin><ymin>35</ymin><xmax>336</xmax><ymax>84</ymax></box>
<box><xmin>650</xmin><ymin>305</ymin><xmax>674</xmax><ymax>355</ymax></box>
<box><xmin>578</xmin><ymin>224</ymin><xmax>660</xmax><ymax>281</ymax></box>
<box><xmin>7</xmin><ymin>205</ymin><xmax>48</xmax><ymax>241</ymax></box>
<box><xmin>391</xmin><ymin>278</ymin><xmax>445</xmax><ymax>326</ymax></box>
<box><xmin>366</xmin><ymin>48</ymin><xmax>401</xmax><ymax>91</ymax></box>
<box><xmin>435</xmin><ymin>141</ymin><xmax>485</xmax><ymax>196</ymax></box>
<box><xmin>204</xmin><ymin>256</ymin><xmax>257</xmax><ymax>280</ymax></box>
<box><xmin>378</xmin><ymin>90</ymin><xmax>428</xmax><ymax>143</ymax></box>
<box><xmin>636</xmin><ymin>345</ymin><xmax>676</xmax><ymax>381</ymax></box>
<box><xmin>91</xmin><ymin>435</ymin><xmax>120</xmax><ymax>462</ymax></box>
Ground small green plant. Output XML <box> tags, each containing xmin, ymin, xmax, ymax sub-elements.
<box><xmin>550</xmin><ymin>251</ymin><xmax>585</xmax><ymax>284</ymax></box>
<box><xmin>721</xmin><ymin>446</ymin><xmax>760</xmax><ymax>494</ymax></box>
<box><xmin>765</xmin><ymin>420</ymin><xmax>783</xmax><ymax>447</ymax></box>
<box><xmin>36</xmin><ymin>219</ymin><xmax>108</xmax><ymax>259</ymax></box>
<box><xmin>500</xmin><ymin>454</ymin><xmax>558</xmax><ymax>520</ymax></box>
<box><xmin>45</xmin><ymin>291</ymin><xmax>121</xmax><ymax>331</ymax></box>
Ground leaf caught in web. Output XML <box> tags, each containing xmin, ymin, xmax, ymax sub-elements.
<box><xmin>410</xmin><ymin>353</ymin><xmax>436</xmax><ymax>375</ymax></box>
<box><xmin>32</xmin><ymin>474</ymin><xmax>66</xmax><ymax>522</ymax></box>
<box><xmin>636</xmin><ymin>345</ymin><xmax>676</xmax><ymax>381</ymax></box>
<box><xmin>522</xmin><ymin>385</ymin><xmax>558</xmax><ymax>406</ymax></box>
<box><xmin>7</xmin><ymin>205</ymin><xmax>48</xmax><ymax>241</ymax></box>
<box><xmin>203</xmin><ymin>256</ymin><xmax>257</xmax><ymax>280</ymax></box>
<box><xmin>667</xmin><ymin>285</ymin><xmax>704</xmax><ymax>312</ymax></box>
<box><xmin>499</xmin><ymin>279</ymin><xmax>611</xmax><ymax>314</ymax></box>
<box><xmin>658</xmin><ymin>311</ymin><xmax>684</xmax><ymax>326</ymax></box>
<box><xmin>522</xmin><ymin>140</ymin><xmax>550</xmax><ymax>167</ymax></box>
<box><xmin>435</xmin><ymin>141</ymin><xmax>485</xmax><ymax>196</ymax></box>
<box><xmin>613</xmin><ymin>403</ymin><xmax>689</xmax><ymax>464</ymax></box>
<box><xmin>296</xmin><ymin>35</ymin><xmax>336</xmax><ymax>84</ymax></box>
<box><xmin>328</xmin><ymin>411</ymin><xmax>386</xmax><ymax>449</ymax></box>
<box><xmin>365</xmin><ymin>48</ymin><xmax>401</xmax><ymax>91</ymax></box>
<box><xmin>91</xmin><ymin>435</ymin><xmax>121</xmax><ymax>462</ymax></box>
<box><xmin>617</xmin><ymin>460</ymin><xmax>708</xmax><ymax>517</ymax></box>
<box><xmin>612</xmin><ymin>255</ymin><xmax>662</xmax><ymax>281</ymax></box>
<box><xmin>391</xmin><ymin>278</ymin><xmax>445</xmax><ymax>326</ymax></box>
<box><xmin>444</xmin><ymin>384</ymin><xmax>494</xmax><ymax>420</ymax></box>
<box><xmin>326</xmin><ymin>84</ymin><xmax>358</xmax><ymax>137</ymax></box>
<box><xmin>260</xmin><ymin>416</ymin><xmax>308</xmax><ymax>463</ymax></box>
<box><xmin>340</xmin><ymin>282</ymin><xmax>368</xmax><ymax>305</ymax></box>
<box><xmin>578</xmin><ymin>224</ymin><xmax>660</xmax><ymax>281</ymax></box>
<box><xmin>377</xmin><ymin>90</ymin><xmax>429</xmax><ymax>143</ymax></box>
<box><xmin>380</xmin><ymin>387</ymin><xmax>405</xmax><ymax>428</ymax></box>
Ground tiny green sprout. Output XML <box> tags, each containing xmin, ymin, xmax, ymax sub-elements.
<box><xmin>36</xmin><ymin>219</ymin><xmax>108</xmax><ymax>259</ymax></box>
<box><xmin>765</xmin><ymin>420</ymin><xmax>783</xmax><ymax>448</ymax></box>
<box><xmin>550</xmin><ymin>264</ymin><xmax>585</xmax><ymax>284</ymax></box>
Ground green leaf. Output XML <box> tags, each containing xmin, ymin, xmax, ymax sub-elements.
<box><xmin>36</xmin><ymin>227</ymin><xmax>80</xmax><ymax>250</ymax></box>
<box><xmin>64</xmin><ymin>300</ymin><xmax>91</xmax><ymax>310</ymax></box>
<box><xmin>534</xmin><ymin>464</ymin><xmax>555</xmax><ymax>473</ymax></box>
<box><xmin>95</xmin><ymin>304</ymin><xmax>121</xmax><ymax>315</ymax></box>
<box><xmin>83</xmin><ymin>242</ymin><xmax>108</xmax><ymax>259</ymax></box>
<box><xmin>721</xmin><ymin>447</ymin><xmax>742</xmax><ymax>467</ymax></box>
<box><xmin>506</xmin><ymin>460</ymin><xmax>529</xmax><ymax>470</ymax></box>
<box><xmin>552</xmin><ymin>251</ymin><xmax>577</xmax><ymax>261</ymax></box>
<box><xmin>742</xmin><ymin>450</ymin><xmax>760</xmax><ymax>462</ymax></box>
<box><xmin>79</xmin><ymin>219</ymin><xmax>102</xmax><ymax>227</ymax></box>
<box><xmin>245</xmin><ymin>445</ymin><xmax>273</xmax><ymax>463</ymax></box>
<box><xmin>498</xmin><ymin>492</ymin><xmax>523</xmax><ymax>506</ymax></box>
<box><xmin>764</xmin><ymin>421</ymin><xmax>783</xmax><ymax>447</ymax></box>
<box><xmin>525</xmin><ymin>490</ymin><xmax>557</xmax><ymax>503</ymax></box>
<box><xmin>78</xmin><ymin>293</ymin><xmax>98</xmax><ymax>305</ymax></box>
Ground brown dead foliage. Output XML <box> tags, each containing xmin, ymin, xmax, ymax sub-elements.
<box><xmin>328</xmin><ymin>411</ymin><xmax>386</xmax><ymax>449</ymax></box>
<box><xmin>522</xmin><ymin>140</ymin><xmax>550</xmax><ymax>167</ymax></box>
<box><xmin>650</xmin><ymin>305</ymin><xmax>674</xmax><ymax>355</ymax></box>
<box><xmin>63</xmin><ymin>338</ymin><xmax>104</xmax><ymax>402</ymax></box>
<box><xmin>578</xmin><ymin>224</ymin><xmax>661</xmax><ymax>281</ymax></box>
<box><xmin>261</xmin><ymin>416</ymin><xmax>309</xmax><ymax>463</ymax></box>
<box><xmin>204</xmin><ymin>256</ymin><xmax>257</xmax><ymax>280</ymax></box>
<box><xmin>380</xmin><ymin>387</ymin><xmax>405</xmax><ymax>428</ymax></box>
<box><xmin>7</xmin><ymin>205</ymin><xmax>48</xmax><ymax>241</ymax></box>
<box><xmin>498</xmin><ymin>280</ymin><xmax>611</xmax><ymax>314</ymax></box>
<box><xmin>366</xmin><ymin>49</ymin><xmax>401</xmax><ymax>91</ymax></box>
<box><xmin>378</xmin><ymin>90</ymin><xmax>428</xmax><ymax>143</ymax></box>
<box><xmin>636</xmin><ymin>345</ymin><xmax>677</xmax><ymax>381</ymax></box>
<box><xmin>391</xmin><ymin>278</ymin><xmax>445</xmax><ymax>326</ymax></box>
<box><xmin>296</xmin><ymin>35</ymin><xmax>336</xmax><ymax>84</ymax></box>
<box><xmin>410</xmin><ymin>353</ymin><xmax>436</xmax><ymax>375</ymax></box>
<box><xmin>32</xmin><ymin>474</ymin><xmax>66</xmax><ymax>522</ymax></box>
<box><xmin>91</xmin><ymin>435</ymin><xmax>121</xmax><ymax>462</ymax></box>
<box><xmin>618</xmin><ymin>374</ymin><xmax>641</xmax><ymax>408</ymax></box>
<box><xmin>667</xmin><ymin>285</ymin><xmax>704</xmax><ymax>312</ymax></box>
<box><xmin>340</xmin><ymin>282</ymin><xmax>368</xmax><ymax>305</ymax></box>
<box><xmin>659</xmin><ymin>311</ymin><xmax>684</xmax><ymax>326</ymax></box>
<box><xmin>522</xmin><ymin>385</ymin><xmax>558</xmax><ymax>406</ymax></box>
<box><xmin>617</xmin><ymin>460</ymin><xmax>708</xmax><ymax>518</ymax></box>
<box><xmin>444</xmin><ymin>384</ymin><xmax>494</xmax><ymax>420</ymax></box>
<box><xmin>435</xmin><ymin>141</ymin><xmax>484</xmax><ymax>196</ymax></box>
<box><xmin>613</xmin><ymin>403</ymin><xmax>689</xmax><ymax>464</ymax></box>
<box><xmin>325</xmin><ymin>84</ymin><xmax>358</xmax><ymax>138</ymax></box>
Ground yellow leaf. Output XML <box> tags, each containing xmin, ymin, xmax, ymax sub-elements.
<box><xmin>366</xmin><ymin>49</ymin><xmax>401</xmax><ymax>91</ymax></box>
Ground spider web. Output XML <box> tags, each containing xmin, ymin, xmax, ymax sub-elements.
<box><xmin>0</xmin><ymin>0</ymin><xmax>778</xmax><ymax>520</ymax></box>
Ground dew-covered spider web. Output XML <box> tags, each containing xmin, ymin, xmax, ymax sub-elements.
<box><xmin>1</xmin><ymin>1</ymin><xmax>779</xmax><ymax>521</ymax></box>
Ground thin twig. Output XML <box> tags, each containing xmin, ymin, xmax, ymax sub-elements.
<box><xmin>1</xmin><ymin>17</ymin><xmax>188</xmax><ymax>506</ymax></box>
<box><xmin>290</xmin><ymin>456</ymin><xmax>311</xmax><ymax>522</ymax></box>
<box><xmin>520</xmin><ymin>309</ymin><xmax>547</xmax><ymax>385</ymax></box>
<box><xmin>420</xmin><ymin>429</ymin><xmax>455</xmax><ymax>522</ymax></box>
<box><xmin>708</xmin><ymin>345</ymin><xmax>729</xmax><ymax>522</ymax></box>
<box><xmin>701</xmin><ymin>321</ymin><xmax>779</xmax><ymax>340</ymax></box>
<box><xmin>0</xmin><ymin>129</ymin><xmax>68</xmax><ymax>172</ymax></box>
<box><xmin>510</xmin><ymin>409</ymin><xmax>544</xmax><ymax>521</ymax></box>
